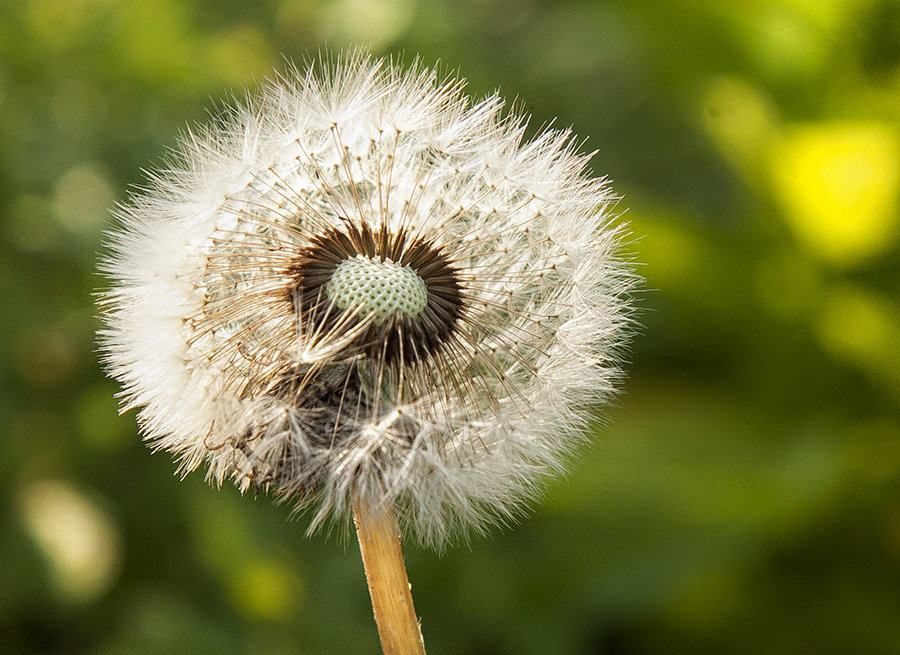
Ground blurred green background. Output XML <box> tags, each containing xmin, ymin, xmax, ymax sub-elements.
<box><xmin>2</xmin><ymin>0</ymin><xmax>899</xmax><ymax>653</ymax></box>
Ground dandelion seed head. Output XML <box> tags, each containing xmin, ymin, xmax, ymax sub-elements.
<box><xmin>98</xmin><ymin>50</ymin><xmax>637</xmax><ymax>548</ymax></box>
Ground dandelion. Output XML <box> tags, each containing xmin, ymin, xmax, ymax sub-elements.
<box><xmin>99</xmin><ymin>51</ymin><xmax>636</xmax><ymax>653</ymax></box>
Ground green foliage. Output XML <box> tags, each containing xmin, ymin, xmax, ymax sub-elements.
<box><xmin>2</xmin><ymin>0</ymin><xmax>899</xmax><ymax>652</ymax></box>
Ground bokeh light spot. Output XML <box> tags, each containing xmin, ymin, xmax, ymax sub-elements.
<box><xmin>229</xmin><ymin>558</ymin><xmax>303</xmax><ymax>622</ymax></box>
<box><xmin>53</xmin><ymin>162</ymin><xmax>116</xmax><ymax>235</ymax></box>
<box><xmin>743</xmin><ymin>6</ymin><xmax>828</xmax><ymax>80</ymax></box>
<box><xmin>19</xmin><ymin>480</ymin><xmax>122</xmax><ymax>604</ymax></box>
<box><xmin>701</xmin><ymin>77</ymin><xmax>778</xmax><ymax>176</ymax></box>
<box><xmin>316</xmin><ymin>0</ymin><xmax>416</xmax><ymax>49</ymax></box>
<box><xmin>203</xmin><ymin>25</ymin><xmax>273</xmax><ymax>83</ymax></box>
<box><xmin>817</xmin><ymin>285</ymin><xmax>900</xmax><ymax>393</ymax></box>
<box><xmin>770</xmin><ymin>122</ymin><xmax>899</xmax><ymax>265</ymax></box>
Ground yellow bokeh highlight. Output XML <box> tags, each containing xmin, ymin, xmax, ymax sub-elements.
<box><xmin>228</xmin><ymin>558</ymin><xmax>303</xmax><ymax>622</ymax></box>
<box><xmin>702</xmin><ymin>77</ymin><xmax>778</xmax><ymax>180</ymax></box>
<box><xmin>817</xmin><ymin>285</ymin><xmax>900</xmax><ymax>393</ymax></box>
<box><xmin>19</xmin><ymin>480</ymin><xmax>122</xmax><ymax>604</ymax></box>
<box><xmin>316</xmin><ymin>0</ymin><xmax>417</xmax><ymax>49</ymax></box>
<box><xmin>203</xmin><ymin>26</ymin><xmax>273</xmax><ymax>84</ymax></box>
<box><xmin>53</xmin><ymin>162</ymin><xmax>116</xmax><ymax>234</ymax></box>
<box><xmin>770</xmin><ymin>122</ymin><xmax>900</xmax><ymax>265</ymax></box>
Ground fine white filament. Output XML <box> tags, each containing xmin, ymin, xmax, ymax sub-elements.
<box><xmin>99</xmin><ymin>52</ymin><xmax>636</xmax><ymax>548</ymax></box>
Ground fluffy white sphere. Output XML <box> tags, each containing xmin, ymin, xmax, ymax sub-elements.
<box><xmin>99</xmin><ymin>52</ymin><xmax>636</xmax><ymax>547</ymax></box>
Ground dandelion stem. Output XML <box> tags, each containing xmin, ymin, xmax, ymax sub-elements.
<box><xmin>353</xmin><ymin>497</ymin><xmax>426</xmax><ymax>654</ymax></box>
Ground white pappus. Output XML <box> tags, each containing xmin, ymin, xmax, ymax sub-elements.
<box><xmin>98</xmin><ymin>51</ymin><xmax>637</xmax><ymax>548</ymax></box>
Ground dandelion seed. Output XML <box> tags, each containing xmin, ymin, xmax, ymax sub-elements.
<box><xmin>99</xmin><ymin>52</ymin><xmax>635</xmax><ymax>547</ymax></box>
<box><xmin>99</xmin><ymin>50</ymin><xmax>637</xmax><ymax>653</ymax></box>
<box><xmin>100</xmin><ymin>46</ymin><xmax>634</xmax><ymax>557</ymax></box>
